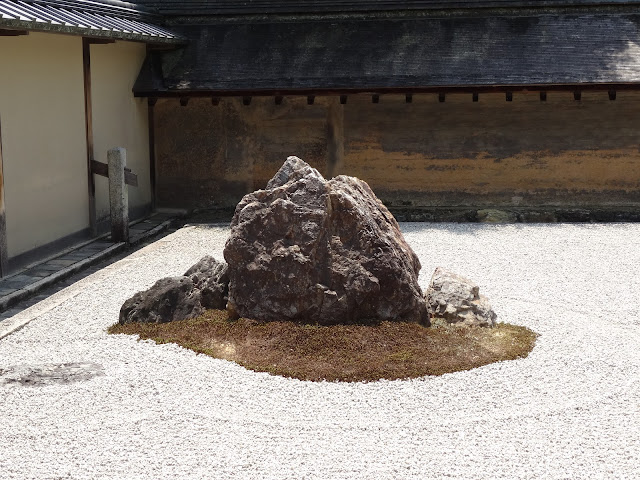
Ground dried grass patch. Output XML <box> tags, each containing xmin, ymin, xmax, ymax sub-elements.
<box><xmin>109</xmin><ymin>310</ymin><xmax>537</xmax><ymax>382</ymax></box>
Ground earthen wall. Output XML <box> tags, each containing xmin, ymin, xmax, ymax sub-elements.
<box><xmin>153</xmin><ymin>92</ymin><xmax>640</xmax><ymax>211</ymax></box>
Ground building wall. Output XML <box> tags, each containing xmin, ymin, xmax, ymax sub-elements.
<box><xmin>342</xmin><ymin>91</ymin><xmax>640</xmax><ymax>208</ymax></box>
<box><xmin>154</xmin><ymin>97</ymin><xmax>328</xmax><ymax>208</ymax></box>
<box><xmin>91</xmin><ymin>41</ymin><xmax>151</xmax><ymax>223</ymax></box>
<box><xmin>0</xmin><ymin>32</ymin><xmax>151</xmax><ymax>263</ymax></box>
<box><xmin>153</xmin><ymin>91</ymin><xmax>640</xmax><ymax>210</ymax></box>
<box><xmin>0</xmin><ymin>32</ymin><xmax>88</xmax><ymax>258</ymax></box>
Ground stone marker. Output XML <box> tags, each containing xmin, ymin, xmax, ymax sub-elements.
<box><xmin>223</xmin><ymin>156</ymin><xmax>430</xmax><ymax>326</ymax></box>
<box><xmin>425</xmin><ymin>267</ymin><xmax>497</xmax><ymax>327</ymax></box>
<box><xmin>108</xmin><ymin>147</ymin><xmax>129</xmax><ymax>243</ymax></box>
<box><xmin>119</xmin><ymin>256</ymin><xmax>229</xmax><ymax>324</ymax></box>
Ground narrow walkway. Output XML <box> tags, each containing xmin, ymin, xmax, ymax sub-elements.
<box><xmin>0</xmin><ymin>212</ymin><xmax>176</xmax><ymax>315</ymax></box>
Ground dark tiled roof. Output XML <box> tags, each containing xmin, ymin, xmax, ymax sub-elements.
<box><xmin>133</xmin><ymin>13</ymin><xmax>640</xmax><ymax>94</ymax></box>
<box><xmin>0</xmin><ymin>0</ymin><xmax>183</xmax><ymax>43</ymax></box>
<box><xmin>134</xmin><ymin>0</ymin><xmax>640</xmax><ymax>16</ymax></box>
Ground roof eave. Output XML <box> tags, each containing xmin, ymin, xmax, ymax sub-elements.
<box><xmin>0</xmin><ymin>18</ymin><xmax>185</xmax><ymax>44</ymax></box>
<box><xmin>133</xmin><ymin>83</ymin><xmax>640</xmax><ymax>98</ymax></box>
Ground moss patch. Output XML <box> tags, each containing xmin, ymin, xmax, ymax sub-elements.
<box><xmin>109</xmin><ymin>310</ymin><xmax>537</xmax><ymax>382</ymax></box>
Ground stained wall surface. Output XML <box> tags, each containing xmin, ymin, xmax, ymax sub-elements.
<box><xmin>153</xmin><ymin>92</ymin><xmax>640</xmax><ymax>209</ymax></box>
<box><xmin>154</xmin><ymin>97</ymin><xmax>328</xmax><ymax>208</ymax></box>
<box><xmin>0</xmin><ymin>32</ymin><xmax>88</xmax><ymax>258</ymax></box>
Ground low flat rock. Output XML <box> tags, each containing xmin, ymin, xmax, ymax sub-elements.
<box><xmin>119</xmin><ymin>257</ymin><xmax>229</xmax><ymax>324</ymax></box>
<box><xmin>425</xmin><ymin>267</ymin><xmax>497</xmax><ymax>327</ymax></box>
<box><xmin>119</xmin><ymin>276</ymin><xmax>203</xmax><ymax>324</ymax></box>
<box><xmin>224</xmin><ymin>156</ymin><xmax>429</xmax><ymax>326</ymax></box>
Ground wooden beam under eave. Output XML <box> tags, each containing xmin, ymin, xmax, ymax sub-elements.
<box><xmin>148</xmin><ymin>99</ymin><xmax>157</xmax><ymax>209</ymax></box>
<box><xmin>83</xmin><ymin>37</ymin><xmax>98</xmax><ymax>237</ymax></box>
<box><xmin>133</xmin><ymin>83</ymin><xmax>640</xmax><ymax>100</ymax></box>
<box><xmin>0</xmin><ymin>115</ymin><xmax>8</xmax><ymax>276</ymax></box>
<box><xmin>0</xmin><ymin>29</ymin><xmax>28</xmax><ymax>36</ymax></box>
<box><xmin>86</xmin><ymin>38</ymin><xmax>115</xmax><ymax>45</ymax></box>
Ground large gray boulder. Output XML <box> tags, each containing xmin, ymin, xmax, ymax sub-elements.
<box><xmin>223</xmin><ymin>156</ymin><xmax>430</xmax><ymax>326</ymax></box>
<box><xmin>425</xmin><ymin>267</ymin><xmax>497</xmax><ymax>327</ymax></box>
<box><xmin>118</xmin><ymin>256</ymin><xmax>229</xmax><ymax>324</ymax></box>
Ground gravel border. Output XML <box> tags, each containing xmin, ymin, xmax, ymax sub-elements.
<box><xmin>1</xmin><ymin>223</ymin><xmax>639</xmax><ymax>479</ymax></box>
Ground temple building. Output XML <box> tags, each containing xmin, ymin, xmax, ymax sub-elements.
<box><xmin>3</xmin><ymin>0</ymin><xmax>640</xmax><ymax>273</ymax></box>
<box><xmin>134</xmin><ymin>0</ymin><xmax>640</xmax><ymax>222</ymax></box>
<box><xmin>0</xmin><ymin>0</ymin><xmax>181</xmax><ymax>274</ymax></box>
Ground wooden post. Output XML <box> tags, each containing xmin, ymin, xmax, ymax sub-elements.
<box><xmin>326</xmin><ymin>97</ymin><xmax>344</xmax><ymax>179</ymax></box>
<box><xmin>83</xmin><ymin>37</ymin><xmax>98</xmax><ymax>237</ymax></box>
<box><xmin>108</xmin><ymin>148</ymin><xmax>129</xmax><ymax>243</ymax></box>
<box><xmin>0</xmin><ymin>116</ymin><xmax>8</xmax><ymax>276</ymax></box>
<box><xmin>148</xmin><ymin>98</ymin><xmax>157</xmax><ymax>210</ymax></box>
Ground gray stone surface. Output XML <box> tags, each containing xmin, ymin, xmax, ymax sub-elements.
<box><xmin>477</xmin><ymin>209</ymin><xmax>518</xmax><ymax>224</ymax></box>
<box><xmin>184</xmin><ymin>255</ymin><xmax>229</xmax><ymax>310</ymax></box>
<box><xmin>224</xmin><ymin>156</ymin><xmax>429</xmax><ymax>325</ymax></box>
<box><xmin>0</xmin><ymin>212</ymin><xmax>175</xmax><ymax>316</ymax></box>
<box><xmin>425</xmin><ymin>267</ymin><xmax>497</xmax><ymax>327</ymax></box>
<box><xmin>119</xmin><ymin>276</ymin><xmax>203</xmax><ymax>324</ymax></box>
<box><xmin>108</xmin><ymin>147</ymin><xmax>129</xmax><ymax>243</ymax></box>
<box><xmin>118</xmin><ymin>256</ymin><xmax>230</xmax><ymax>324</ymax></box>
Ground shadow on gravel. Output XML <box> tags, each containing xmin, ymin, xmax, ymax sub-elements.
<box><xmin>0</xmin><ymin>363</ymin><xmax>105</xmax><ymax>387</ymax></box>
<box><xmin>0</xmin><ymin>230</ymin><xmax>177</xmax><ymax>324</ymax></box>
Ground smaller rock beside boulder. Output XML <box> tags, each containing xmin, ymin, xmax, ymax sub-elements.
<box><xmin>425</xmin><ymin>267</ymin><xmax>497</xmax><ymax>327</ymax></box>
<box><xmin>184</xmin><ymin>256</ymin><xmax>229</xmax><ymax>310</ymax></box>
<box><xmin>118</xmin><ymin>256</ymin><xmax>229</xmax><ymax>325</ymax></box>
<box><xmin>119</xmin><ymin>276</ymin><xmax>203</xmax><ymax>325</ymax></box>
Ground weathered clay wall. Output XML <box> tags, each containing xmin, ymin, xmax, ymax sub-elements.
<box><xmin>154</xmin><ymin>97</ymin><xmax>328</xmax><ymax>208</ymax></box>
<box><xmin>154</xmin><ymin>91</ymin><xmax>640</xmax><ymax>210</ymax></box>
<box><xmin>342</xmin><ymin>92</ymin><xmax>640</xmax><ymax>208</ymax></box>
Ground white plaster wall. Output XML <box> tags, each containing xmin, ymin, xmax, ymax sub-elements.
<box><xmin>90</xmin><ymin>41</ymin><xmax>151</xmax><ymax>222</ymax></box>
<box><xmin>0</xmin><ymin>32</ymin><xmax>88</xmax><ymax>258</ymax></box>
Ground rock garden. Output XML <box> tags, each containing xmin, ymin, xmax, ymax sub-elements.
<box><xmin>111</xmin><ymin>157</ymin><xmax>535</xmax><ymax>381</ymax></box>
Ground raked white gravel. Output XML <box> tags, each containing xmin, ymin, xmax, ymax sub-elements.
<box><xmin>1</xmin><ymin>223</ymin><xmax>639</xmax><ymax>480</ymax></box>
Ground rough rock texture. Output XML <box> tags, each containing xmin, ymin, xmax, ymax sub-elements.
<box><xmin>184</xmin><ymin>256</ymin><xmax>229</xmax><ymax>310</ymax></box>
<box><xmin>119</xmin><ymin>257</ymin><xmax>229</xmax><ymax>324</ymax></box>
<box><xmin>223</xmin><ymin>156</ymin><xmax>429</xmax><ymax>326</ymax></box>
<box><xmin>119</xmin><ymin>276</ymin><xmax>203</xmax><ymax>324</ymax></box>
<box><xmin>426</xmin><ymin>267</ymin><xmax>497</xmax><ymax>327</ymax></box>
